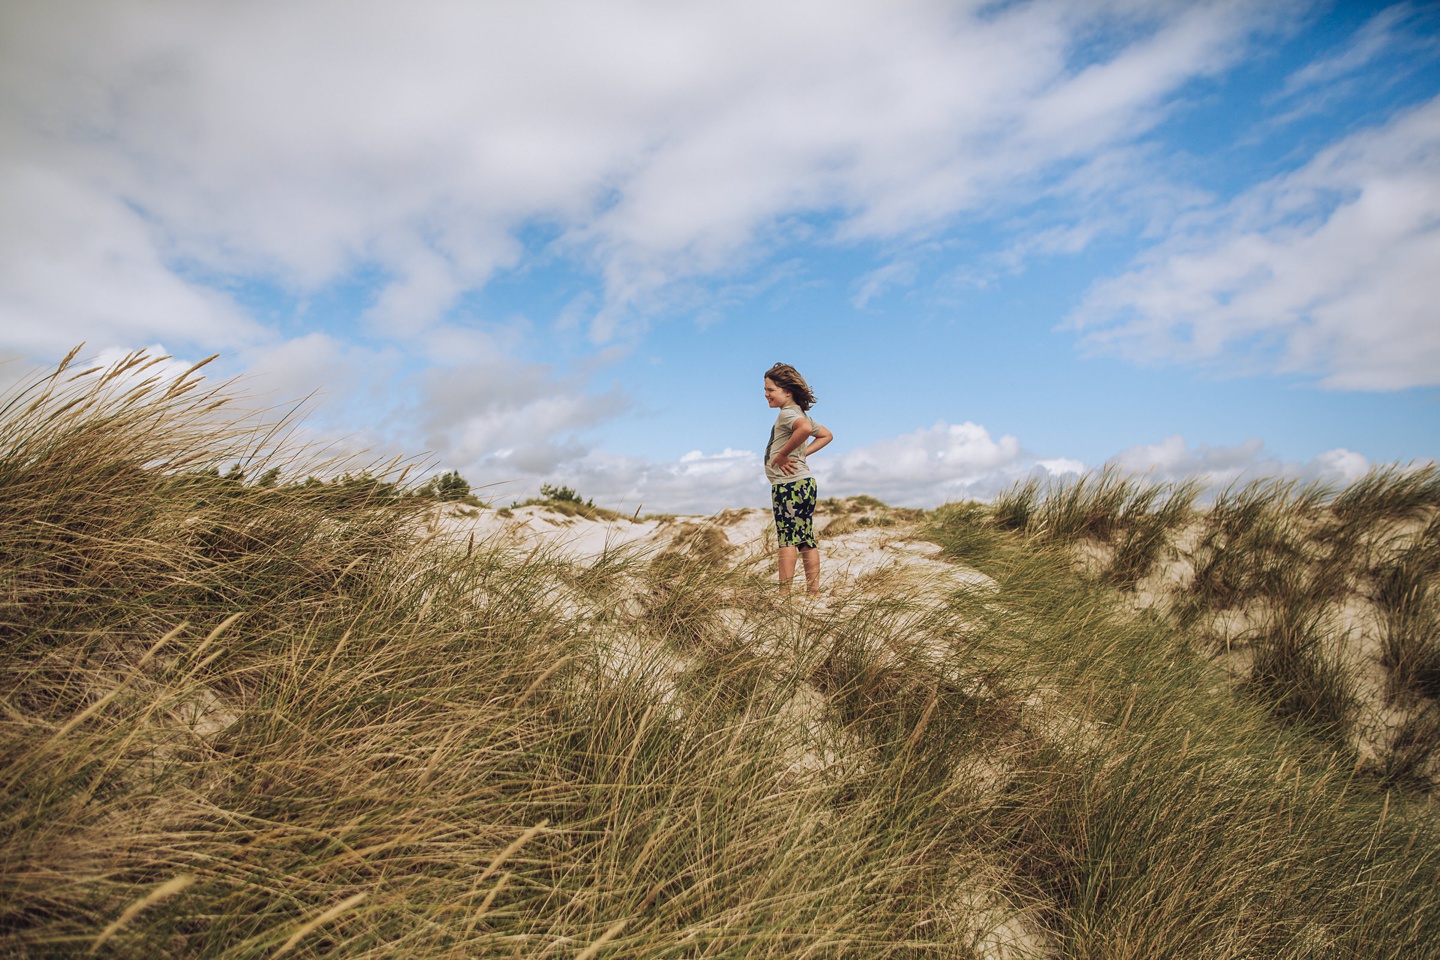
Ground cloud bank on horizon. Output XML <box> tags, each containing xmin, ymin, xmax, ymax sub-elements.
<box><xmin>0</xmin><ymin>0</ymin><xmax>1436</xmax><ymax>512</ymax></box>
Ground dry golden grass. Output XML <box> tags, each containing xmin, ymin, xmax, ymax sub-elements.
<box><xmin>3</xmin><ymin>352</ymin><xmax>1439</xmax><ymax>958</ymax></box>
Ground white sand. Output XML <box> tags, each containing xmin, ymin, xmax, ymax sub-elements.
<box><xmin>425</xmin><ymin>502</ymin><xmax>997</xmax><ymax>598</ymax></box>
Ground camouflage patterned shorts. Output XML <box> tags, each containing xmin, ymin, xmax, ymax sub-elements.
<box><xmin>771</xmin><ymin>477</ymin><xmax>818</xmax><ymax>549</ymax></box>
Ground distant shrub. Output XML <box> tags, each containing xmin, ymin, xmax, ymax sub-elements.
<box><xmin>418</xmin><ymin>469</ymin><xmax>480</xmax><ymax>504</ymax></box>
<box><xmin>511</xmin><ymin>483</ymin><xmax>629</xmax><ymax>522</ymax></box>
<box><xmin>540</xmin><ymin>482</ymin><xmax>589</xmax><ymax>506</ymax></box>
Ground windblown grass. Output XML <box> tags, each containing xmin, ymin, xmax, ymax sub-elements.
<box><xmin>924</xmin><ymin>516</ymin><xmax>1440</xmax><ymax>958</ymax></box>
<box><xmin>3</xmin><ymin>354</ymin><xmax>1439</xmax><ymax>958</ymax></box>
<box><xmin>1375</xmin><ymin>514</ymin><xmax>1440</xmax><ymax>702</ymax></box>
<box><xmin>986</xmin><ymin>464</ymin><xmax>1440</xmax><ymax>786</ymax></box>
<box><xmin>989</xmin><ymin>470</ymin><xmax>1199</xmax><ymax>589</ymax></box>
<box><xmin>1332</xmin><ymin>464</ymin><xmax>1440</xmax><ymax>527</ymax></box>
<box><xmin>1186</xmin><ymin>478</ymin><xmax>1328</xmax><ymax>611</ymax></box>
<box><xmin>1243</xmin><ymin>594</ymin><xmax>1357</xmax><ymax>746</ymax></box>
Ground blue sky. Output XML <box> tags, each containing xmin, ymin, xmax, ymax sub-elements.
<box><xmin>1</xmin><ymin>0</ymin><xmax>1437</xmax><ymax>512</ymax></box>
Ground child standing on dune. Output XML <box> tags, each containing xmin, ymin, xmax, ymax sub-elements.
<box><xmin>763</xmin><ymin>362</ymin><xmax>833</xmax><ymax>596</ymax></box>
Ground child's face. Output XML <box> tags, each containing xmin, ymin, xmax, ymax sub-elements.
<box><xmin>764</xmin><ymin>377</ymin><xmax>793</xmax><ymax>408</ymax></box>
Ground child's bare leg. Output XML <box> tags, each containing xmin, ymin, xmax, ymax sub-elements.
<box><xmin>799</xmin><ymin>546</ymin><xmax>820</xmax><ymax>594</ymax></box>
<box><xmin>778</xmin><ymin>546</ymin><xmax>798</xmax><ymax>594</ymax></box>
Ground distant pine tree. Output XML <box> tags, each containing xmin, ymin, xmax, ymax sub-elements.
<box><xmin>419</xmin><ymin>470</ymin><xmax>473</xmax><ymax>502</ymax></box>
<box><xmin>540</xmin><ymin>483</ymin><xmax>592</xmax><ymax>507</ymax></box>
<box><xmin>436</xmin><ymin>470</ymin><xmax>471</xmax><ymax>502</ymax></box>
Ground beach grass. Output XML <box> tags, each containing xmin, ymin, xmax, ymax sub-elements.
<box><xmin>3</xmin><ymin>353</ymin><xmax>1439</xmax><ymax>958</ymax></box>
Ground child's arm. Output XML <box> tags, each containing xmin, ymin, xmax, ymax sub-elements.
<box><xmin>806</xmin><ymin>422</ymin><xmax>833</xmax><ymax>456</ymax></box>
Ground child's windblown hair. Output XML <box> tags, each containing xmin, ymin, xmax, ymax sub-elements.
<box><xmin>764</xmin><ymin>363</ymin><xmax>816</xmax><ymax>411</ymax></box>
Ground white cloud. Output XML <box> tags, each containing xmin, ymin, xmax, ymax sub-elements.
<box><xmin>1277</xmin><ymin>4</ymin><xmax>1418</xmax><ymax>101</ymax></box>
<box><xmin>209</xmin><ymin>330</ymin><xmax>629</xmax><ymax>481</ymax></box>
<box><xmin>535</xmin><ymin>447</ymin><xmax>765</xmax><ymax>516</ymax></box>
<box><xmin>0</xmin><ymin>165</ymin><xmax>263</xmax><ymax>355</ymax></box>
<box><xmin>4</xmin><ymin>0</ymin><xmax>1401</xmax><ymax>516</ymax></box>
<box><xmin>536</xmin><ymin>425</ymin><xmax>1382</xmax><ymax>516</ymax></box>
<box><xmin>234</xmin><ymin>333</ymin><xmax>405</xmax><ymax>431</ymax></box>
<box><xmin>1310</xmin><ymin>447</ymin><xmax>1372</xmax><ymax>485</ymax></box>
<box><xmin>819</xmin><ymin>420</ymin><xmax>1028</xmax><ymax>506</ymax></box>
<box><xmin>1071</xmin><ymin>94</ymin><xmax>1440</xmax><ymax>389</ymax></box>
<box><xmin>1109</xmin><ymin>433</ymin><xmax>1372</xmax><ymax>489</ymax></box>
<box><xmin>852</xmin><ymin>262</ymin><xmax>918</xmax><ymax>309</ymax></box>
<box><xmin>418</xmin><ymin>364</ymin><xmax>625</xmax><ymax>466</ymax></box>
<box><xmin>470</xmin><ymin>420</ymin><xmax>1043</xmax><ymax>514</ymax></box>
<box><xmin>0</xmin><ymin>0</ymin><xmax>1284</xmax><ymax>352</ymax></box>
<box><xmin>1036</xmin><ymin>457</ymin><xmax>1087</xmax><ymax>477</ymax></box>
